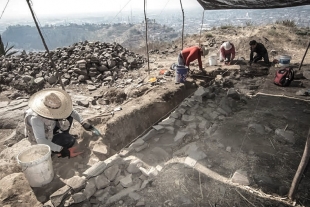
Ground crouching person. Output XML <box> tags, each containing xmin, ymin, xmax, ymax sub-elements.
<box><xmin>24</xmin><ymin>88</ymin><xmax>93</xmax><ymax>158</ymax></box>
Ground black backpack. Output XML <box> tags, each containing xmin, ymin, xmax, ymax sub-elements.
<box><xmin>274</xmin><ymin>67</ymin><xmax>294</xmax><ymax>87</ymax></box>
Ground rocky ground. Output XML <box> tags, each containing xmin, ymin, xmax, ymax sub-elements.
<box><xmin>1</xmin><ymin>24</ymin><xmax>310</xmax><ymax>207</ymax></box>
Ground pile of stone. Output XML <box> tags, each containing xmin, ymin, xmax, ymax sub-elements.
<box><xmin>0</xmin><ymin>41</ymin><xmax>145</xmax><ymax>93</ymax></box>
<box><xmin>44</xmin><ymin>153</ymin><xmax>154</xmax><ymax>207</ymax></box>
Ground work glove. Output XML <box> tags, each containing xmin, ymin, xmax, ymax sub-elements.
<box><xmin>59</xmin><ymin>147</ymin><xmax>70</xmax><ymax>159</ymax></box>
<box><xmin>81</xmin><ymin>121</ymin><xmax>93</xmax><ymax>131</ymax></box>
<box><xmin>58</xmin><ymin>147</ymin><xmax>84</xmax><ymax>158</ymax></box>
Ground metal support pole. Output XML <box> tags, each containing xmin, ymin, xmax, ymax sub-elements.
<box><xmin>180</xmin><ymin>0</ymin><xmax>184</xmax><ymax>50</ymax></box>
<box><xmin>26</xmin><ymin>0</ymin><xmax>65</xmax><ymax>90</ymax></box>
<box><xmin>144</xmin><ymin>0</ymin><xmax>150</xmax><ymax>74</ymax></box>
<box><xmin>199</xmin><ymin>10</ymin><xmax>205</xmax><ymax>47</ymax></box>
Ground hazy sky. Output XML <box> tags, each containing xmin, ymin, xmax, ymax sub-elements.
<box><xmin>0</xmin><ymin>0</ymin><xmax>202</xmax><ymax>19</ymax></box>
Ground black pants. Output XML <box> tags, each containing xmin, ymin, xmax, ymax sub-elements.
<box><xmin>52</xmin><ymin>116</ymin><xmax>76</xmax><ymax>149</ymax></box>
<box><xmin>253</xmin><ymin>52</ymin><xmax>270</xmax><ymax>64</ymax></box>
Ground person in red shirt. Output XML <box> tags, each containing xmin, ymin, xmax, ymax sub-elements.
<box><xmin>178</xmin><ymin>46</ymin><xmax>208</xmax><ymax>71</ymax></box>
<box><xmin>219</xmin><ymin>41</ymin><xmax>235</xmax><ymax>65</ymax></box>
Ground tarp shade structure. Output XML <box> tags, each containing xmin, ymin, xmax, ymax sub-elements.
<box><xmin>197</xmin><ymin>0</ymin><xmax>310</xmax><ymax>10</ymax></box>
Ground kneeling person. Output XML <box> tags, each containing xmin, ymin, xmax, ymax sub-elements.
<box><xmin>24</xmin><ymin>88</ymin><xmax>93</xmax><ymax>158</ymax></box>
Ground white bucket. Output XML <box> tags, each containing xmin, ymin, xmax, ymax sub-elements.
<box><xmin>209</xmin><ymin>55</ymin><xmax>217</xmax><ymax>66</ymax></box>
<box><xmin>279</xmin><ymin>55</ymin><xmax>291</xmax><ymax>67</ymax></box>
<box><xmin>17</xmin><ymin>144</ymin><xmax>54</xmax><ymax>187</ymax></box>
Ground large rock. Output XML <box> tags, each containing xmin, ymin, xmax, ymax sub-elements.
<box><xmin>0</xmin><ymin>173</ymin><xmax>41</xmax><ymax>207</ymax></box>
<box><xmin>302</xmin><ymin>70</ymin><xmax>310</xmax><ymax>80</ymax></box>
<box><xmin>0</xmin><ymin>139</ymin><xmax>32</xmax><ymax>161</ymax></box>
<box><xmin>0</xmin><ymin>102</ymin><xmax>27</xmax><ymax>129</ymax></box>
<box><xmin>0</xmin><ymin>160</ymin><xmax>21</xmax><ymax>180</ymax></box>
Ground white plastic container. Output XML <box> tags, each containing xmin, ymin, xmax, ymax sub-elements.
<box><xmin>17</xmin><ymin>144</ymin><xmax>54</xmax><ymax>187</ymax></box>
<box><xmin>279</xmin><ymin>55</ymin><xmax>291</xmax><ymax>67</ymax></box>
<box><xmin>209</xmin><ymin>55</ymin><xmax>218</xmax><ymax>66</ymax></box>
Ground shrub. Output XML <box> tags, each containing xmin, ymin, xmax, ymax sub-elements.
<box><xmin>0</xmin><ymin>35</ymin><xmax>17</xmax><ymax>57</ymax></box>
<box><xmin>267</xmin><ymin>29</ymin><xmax>278</xmax><ymax>36</ymax></box>
<box><xmin>205</xmin><ymin>33</ymin><xmax>213</xmax><ymax>38</ymax></box>
<box><xmin>245</xmin><ymin>21</ymin><xmax>253</xmax><ymax>27</ymax></box>
<box><xmin>275</xmin><ymin>20</ymin><xmax>296</xmax><ymax>27</ymax></box>
<box><xmin>220</xmin><ymin>24</ymin><xmax>233</xmax><ymax>29</ymax></box>
<box><xmin>295</xmin><ymin>30</ymin><xmax>309</xmax><ymax>36</ymax></box>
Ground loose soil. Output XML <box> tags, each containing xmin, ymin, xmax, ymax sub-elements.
<box><xmin>1</xmin><ymin>24</ymin><xmax>310</xmax><ymax>207</ymax></box>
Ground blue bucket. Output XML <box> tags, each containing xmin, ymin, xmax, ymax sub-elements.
<box><xmin>175</xmin><ymin>66</ymin><xmax>188</xmax><ymax>83</ymax></box>
<box><xmin>279</xmin><ymin>55</ymin><xmax>291</xmax><ymax>66</ymax></box>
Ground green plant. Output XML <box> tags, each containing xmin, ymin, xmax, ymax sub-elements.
<box><xmin>245</xmin><ymin>21</ymin><xmax>253</xmax><ymax>26</ymax></box>
<box><xmin>275</xmin><ymin>20</ymin><xmax>296</xmax><ymax>27</ymax></box>
<box><xmin>295</xmin><ymin>29</ymin><xmax>310</xmax><ymax>36</ymax></box>
<box><xmin>220</xmin><ymin>24</ymin><xmax>233</xmax><ymax>29</ymax></box>
<box><xmin>0</xmin><ymin>35</ymin><xmax>17</xmax><ymax>57</ymax></box>
<box><xmin>267</xmin><ymin>29</ymin><xmax>278</xmax><ymax>36</ymax></box>
<box><xmin>205</xmin><ymin>33</ymin><xmax>213</xmax><ymax>38</ymax></box>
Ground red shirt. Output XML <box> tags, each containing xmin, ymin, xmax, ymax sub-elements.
<box><xmin>220</xmin><ymin>43</ymin><xmax>235</xmax><ymax>60</ymax></box>
<box><xmin>181</xmin><ymin>46</ymin><xmax>202</xmax><ymax>69</ymax></box>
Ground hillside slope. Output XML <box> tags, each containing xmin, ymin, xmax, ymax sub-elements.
<box><xmin>1</xmin><ymin>23</ymin><xmax>310</xmax><ymax>207</ymax></box>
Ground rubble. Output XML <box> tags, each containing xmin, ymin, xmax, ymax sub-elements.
<box><xmin>0</xmin><ymin>41</ymin><xmax>145</xmax><ymax>93</ymax></box>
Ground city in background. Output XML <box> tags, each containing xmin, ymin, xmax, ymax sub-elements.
<box><xmin>1</xmin><ymin>4</ymin><xmax>310</xmax><ymax>52</ymax></box>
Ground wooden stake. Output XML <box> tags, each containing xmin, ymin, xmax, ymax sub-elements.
<box><xmin>180</xmin><ymin>0</ymin><xmax>184</xmax><ymax>50</ymax></box>
<box><xmin>26</xmin><ymin>0</ymin><xmax>65</xmax><ymax>90</ymax></box>
<box><xmin>284</xmin><ymin>124</ymin><xmax>288</xmax><ymax>131</ymax></box>
<box><xmin>144</xmin><ymin>0</ymin><xmax>150</xmax><ymax>75</ymax></box>
<box><xmin>298</xmin><ymin>41</ymin><xmax>310</xmax><ymax>71</ymax></box>
<box><xmin>288</xmin><ymin>128</ymin><xmax>310</xmax><ymax>199</ymax></box>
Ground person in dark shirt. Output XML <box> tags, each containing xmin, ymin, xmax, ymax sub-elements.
<box><xmin>249</xmin><ymin>40</ymin><xmax>270</xmax><ymax>65</ymax></box>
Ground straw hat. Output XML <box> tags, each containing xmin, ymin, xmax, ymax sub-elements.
<box><xmin>223</xmin><ymin>42</ymin><xmax>232</xmax><ymax>50</ymax></box>
<box><xmin>28</xmin><ymin>88</ymin><xmax>73</xmax><ymax>119</ymax></box>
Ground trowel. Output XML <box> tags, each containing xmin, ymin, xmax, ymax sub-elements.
<box><xmin>91</xmin><ymin>126</ymin><xmax>104</xmax><ymax>138</ymax></box>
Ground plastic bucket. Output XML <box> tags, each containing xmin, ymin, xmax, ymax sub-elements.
<box><xmin>17</xmin><ymin>144</ymin><xmax>54</xmax><ymax>187</ymax></box>
<box><xmin>209</xmin><ymin>55</ymin><xmax>217</xmax><ymax>66</ymax></box>
<box><xmin>175</xmin><ymin>67</ymin><xmax>188</xmax><ymax>83</ymax></box>
<box><xmin>279</xmin><ymin>55</ymin><xmax>291</xmax><ymax>67</ymax></box>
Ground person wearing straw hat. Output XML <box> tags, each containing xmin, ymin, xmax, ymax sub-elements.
<box><xmin>177</xmin><ymin>45</ymin><xmax>209</xmax><ymax>72</ymax></box>
<box><xmin>24</xmin><ymin>88</ymin><xmax>94</xmax><ymax>158</ymax></box>
<box><xmin>219</xmin><ymin>41</ymin><xmax>236</xmax><ymax>65</ymax></box>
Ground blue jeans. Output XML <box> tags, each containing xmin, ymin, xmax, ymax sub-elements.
<box><xmin>253</xmin><ymin>53</ymin><xmax>270</xmax><ymax>63</ymax></box>
<box><xmin>178</xmin><ymin>53</ymin><xmax>185</xmax><ymax>66</ymax></box>
<box><xmin>52</xmin><ymin>116</ymin><xmax>75</xmax><ymax>149</ymax></box>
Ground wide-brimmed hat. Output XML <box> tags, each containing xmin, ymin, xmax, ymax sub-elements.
<box><xmin>28</xmin><ymin>88</ymin><xmax>73</xmax><ymax>119</ymax></box>
<box><xmin>223</xmin><ymin>42</ymin><xmax>232</xmax><ymax>50</ymax></box>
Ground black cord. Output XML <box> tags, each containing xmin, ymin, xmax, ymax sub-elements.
<box><xmin>0</xmin><ymin>0</ymin><xmax>10</xmax><ymax>20</ymax></box>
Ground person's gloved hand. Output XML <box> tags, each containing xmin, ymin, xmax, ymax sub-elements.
<box><xmin>59</xmin><ymin>147</ymin><xmax>70</xmax><ymax>159</ymax></box>
<box><xmin>81</xmin><ymin>121</ymin><xmax>93</xmax><ymax>131</ymax></box>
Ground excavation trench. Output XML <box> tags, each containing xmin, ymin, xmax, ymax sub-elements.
<box><xmin>86</xmin><ymin>83</ymin><xmax>197</xmax><ymax>154</ymax></box>
<box><xmin>31</xmin><ymin>82</ymin><xmax>198</xmax><ymax>203</ymax></box>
